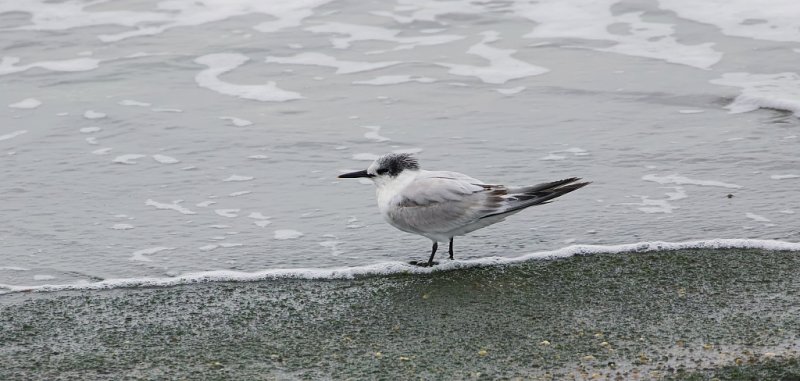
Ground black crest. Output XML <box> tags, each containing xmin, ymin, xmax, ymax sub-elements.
<box><xmin>376</xmin><ymin>153</ymin><xmax>420</xmax><ymax>176</ymax></box>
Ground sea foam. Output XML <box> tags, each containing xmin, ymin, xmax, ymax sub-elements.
<box><xmin>438</xmin><ymin>31</ymin><xmax>549</xmax><ymax>84</ymax></box>
<box><xmin>514</xmin><ymin>0</ymin><xmax>722</xmax><ymax>69</ymax></box>
<box><xmin>0</xmin><ymin>56</ymin><xmax>100</xmax><ymax>76</ymax></box>
<box><xmin>659</xmin><ymin>0</ymin><xmax>800</xmax><ymax>43</ymax></box>
<box><xmin>266</xmin><ymin>52</ymin><xmax>400</xmax><ymax>74</ymax></box>
<box><xmin>8</xmin><ymin>98</ymin><xmax>42</xmax><ymax>109</ymax></box>
<box><xmin>711</xmin><ymin>72</ymin><xmax>800</xmax><ymax>116</ymax></box>
<box><xmin>2</xmin><ymin>239</ymin><xmax>799</xmax><ymax>295</ymax></box>
<box><xmin>194</xmin><ymin>53</ymin><xmax>302</xmax><ymax>102</ymax></box>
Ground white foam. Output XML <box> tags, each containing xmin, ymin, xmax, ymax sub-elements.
<box><xmin>118</xmin><ymin>99</ymin><xmax>151</xmax><ymax>107</ymax></box>
<box><xmin>0</xmin><ymin>56</ymin><xmax>100</xmax><ymax>76</ymax></box>
<box><xmin>0</xmin><ymin>266</ymin><xmax>29</xmax><ymax>271</ymax></box>
<box><xmin>306</xmin><ymin>22</ymin><xmax>462</xmax><ymax>50</ymax></box>
<box><xmin>495</xmin><ymin>86</ymin><xmax>526</xmax><ymax>95</ymax></box>
<box><xmin>83</xmin><ymin>110</ymin><xmax>106</xmax><ymax>119</ymax></box>
<box><xmin>80</xmin><ymin>127</ymin><xmax>101</xmax><ymax>134</ymax></box>
<box><xmin>274</xmin><ymin>229</ymin><xmax>304</xmax><ymax>240</ymax></box>
<box><xmin>370</xmin><ymin>0</ymin><xmax>486</xmax><ymax>24</ymax></box>
<box><xmin>85</xmin><ymin>137</ymin><xmax>99</xmax><ymax>145</ymax></box>
<box><xmin>363</xmin><ymin>125</ymin><xmax>390</xmax><ymax>142</ymax></box>
<box><xmin>199</xmin><ymin>242</ymin><xmax>244</xmax><ymax>252</ymax></box>
<box><xmin>252</xmin><ymin>0</ymin><xmax>336</xmax><ymax>33</ymax></box>
<box><xmin>438</xmin><ymin>31</ymin><xmax>549</xmax><ymax>84</ymax></box>
<box><xmin>223</xmin><ymin>175</ymin><xmax>254</xmax><ymax>182</ymax></box>
<box><xmin>780</xmin><ymin>210</ymin><xmax>795</xmax><ymax>214</ymax></box>
<box><xmin>33</xmin><ymin>274</ymin><xmax>56</xmax><ymax>281</ymax></box>
<box><xmin>514</xmin><ymin>0</ymin><xmax>721</xmax><ymax>69</ymax></box>
<box><xmin>249</xmin><ymin>212</ymin><xmax>270</xmax><ymax>219</ymax></box>
<box><xmin>659</xmin><ymin>0</ymin><xmax>800</xmax><ymax>43</ymax></box>
<box><xmin>629</xmin><ymin>185</ymin><xmax>687</xmax><ymax>214</ymax></box>
<box><xmin>0</xmin><ymin>130</ymin><xmax>27</xmax><ymax>142</ymax></box>
<box><xmin>540</xmin><ymin>154</ymin><xmax>566</xmax><ymax>161</ymax></box>
<box><xmin>130</xmin><ymin>247</ymin><xmax>174</xmax><ymax>262</ymax></box>
<box><xmin>642</xmin><ymin>174</ymin><xmax>742</xmax><ymax>189</ymax></box>
<box><xmin>248</xmin><ymin>155</ymin><xmax>269</xmax><ymax>160</ymax></box>
<box><xmin>194</xmin><ymin>53</ymin><xmax>302</xmax><ymax>102</ymax></box>
<box><xmin>254</xmin><ymin>220</ymin><xmax>272</xmax><ymax>228</ymax></box>
<box><xmin>771</xmin><ymin>174</ymin><xmax>799</xmax><ymax>180</ymax></box>
<box><xmin>151</xmin><ymin>108</ymin><xmax>183</xmax><ymax>113</ymax></box>
<box><xmin>628</xmin><ymin>197</ymin><xmax>677</xmax><ymax>214</ymax></box>
<box><xmin>562</xmin><ymin>147</ymin><xmax>589</xmax><ymax>155</ymax></box>
<box><xmin>145</xmin><ymin>199</ymin><xmax>196</xmax><ymax>215</ymax></box>
<box><xmin>678</xmin><ymin>109</ymin><xmax>705</xmax><ymax>114</ymax></box>
<box><xmin>353</xmin><ymin>75</ymin><xmax>435</xmax><ymax>85</ymax></box>
<box><xmin>320</xmin><ymin>240</ymin><xmax>344</xmax><ymax>256</ymax></box>
<box><xmin>665</xmin><ymin>187</ymin><xmax>688</xmax><ymax>201</ymax></box>
<box><xmin>711</xmin><ymin>72</ymin><xmax>800</xmax><ymax>116</ymax></box>
<box><xmin>112</xmin><ymin>154</ymin><xmax>145</xmax><ymax>164</ymax></box>
<box><xmin>746</xmin><ymin>212</ymin><xmax>771</xmax><ymax>222</ymax></box>
<box><xmin>266</xmin><ymin>52</ymin><xmax>400</xmax><ymax>74</ymax></box>
<box><xmin>249</xmin><ymin>212</ymin><xmax>271</xmax><ymax>227</ymax></box>
<box><xmin>114</xmin><ymin>99</ymin><xmax>148</xmax><ymax>108</ymax></box>
<box><xmin>111</xmin><ymin>223</ymin><xmax>134</xmax><ymax>230</ymax></box>
<box><xmin>7</xmin><ymin>0</ymin><xmax>334</xmax><ymax>41</ymax></box>
<box><xmin>153</xmin><ymin>154</ymin><xmax>180</xmax><ymax>164</ymax></box>
<box><xmin>346</xmin><ymin>216</ymin><xmax>364</xmax><ymax>229</ymax></box>
<box><xmin>196</xmin><ymin>200</ymin><xmax>216</xmax><ymax>207</ymax></box>
<box><xmin>214</xmin><ymin>209</ymin><xmax>240</xmax><ymax>218</ymax></box>
<box><xmin>8</xmin><ymin>98</ymin><xmax>42</xmax><ymax>109</ymax></box>
<box><xmin>4</xmin><ymin>239</ymin><xmax>800</xmax><ymax>294</ymax></box>
<box><xmin>219</xmin><ymin>116</ymin><xmax>253</xmax><ymax>127</ymax></box>
<box><xmin>229</xmin><ymin>191</ymin><xmax>251</xmax><ymax>197</ymax></box>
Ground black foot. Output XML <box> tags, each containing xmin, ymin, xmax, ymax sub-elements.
<box><xmin>408</xmin><ymin>260</ymin><xmax>439</xmax><ymax>267</ymax></box>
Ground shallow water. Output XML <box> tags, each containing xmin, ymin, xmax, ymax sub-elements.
<box><xmin>1</xmin><ymin>0</ymin><xmax>800</xmax><ymax>290</ymax></box>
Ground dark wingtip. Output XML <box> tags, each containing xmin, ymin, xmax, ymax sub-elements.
<box><xmin>553</xmin><ymin>178</ymin><xmax>591</xmax><ymax>193</ymax></box>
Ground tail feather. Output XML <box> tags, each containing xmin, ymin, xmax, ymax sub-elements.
<box><xmin>480</xmin><ymin>178</ymin><xmax>590</xmax><ymax>219</ymax></box>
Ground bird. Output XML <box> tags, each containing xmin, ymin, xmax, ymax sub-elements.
<box><xmin>338</xmin><ymin>153</ymin><xmax>590</xmax><ymax>267</ymax></box>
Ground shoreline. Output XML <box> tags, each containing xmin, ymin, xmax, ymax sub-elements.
<box><xmin>3</xmin><ymin>248</ymin><xmax>800</xmax><ymax>380</ymax></box>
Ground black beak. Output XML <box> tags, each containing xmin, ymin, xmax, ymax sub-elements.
<box><xmin>338</xmin><ymin>169</ymin><xmax>373</xmax><ymax>179</ymax></box>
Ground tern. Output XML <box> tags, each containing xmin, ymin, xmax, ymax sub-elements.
<box><xmin>339</xmin><ymin>153</ymin><xmax>589</xmax><ymax>267</ymax></box>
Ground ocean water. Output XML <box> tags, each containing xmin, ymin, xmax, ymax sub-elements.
<box><xmin>1</xmin><ymin>0</ymin><xmax>800</xmax><ymax>292</ymax></box>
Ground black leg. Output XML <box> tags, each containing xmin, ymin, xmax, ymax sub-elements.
<box><xmin>448</xmin><ymin>237</ymin><xmax>454</xmax><ymax>260</ymax></box>
<box><xmin>426</xmin><ymin>241</ymin><xmax>438</xmax><ymax>267</ymax></box>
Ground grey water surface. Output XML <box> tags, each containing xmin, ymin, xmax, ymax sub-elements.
<box><xmin>0</xmin><ymin>0</ymin><xmax>798</xmax><ymax>289</ymax></box>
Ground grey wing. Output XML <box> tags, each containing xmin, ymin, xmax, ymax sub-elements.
<box><xmin>385</xmin><ymin>175</ymin><xmax>506</xmax><ymax>237</ymax></box>
<box><xmin>386</xmin><ymin>175</ymin><xmax>590</xmax><ymax>239</ymax></box>
<box><xmin>423</xmin><ymin>170</ymin><xmax>484</xmax><ymax>184</ymax></box>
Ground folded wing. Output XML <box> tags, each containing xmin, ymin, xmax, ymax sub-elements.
<box><xmin>385</xmin><ymin>173</ymin><xmax>589</xmax><ymax>239</ymax></box>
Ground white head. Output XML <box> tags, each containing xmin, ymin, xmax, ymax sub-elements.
<box><xmin>338</xmin><ymin>153</ymin><xmax>421</xmax><ymax>186</ymax></box>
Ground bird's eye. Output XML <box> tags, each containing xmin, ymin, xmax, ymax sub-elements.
<box><xmin>376</xmin><ymin>168</ymin><xmax>388</xmax><ymax>175</ymax></box>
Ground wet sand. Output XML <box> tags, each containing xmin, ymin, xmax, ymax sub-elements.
<box><xmin>2</xmin><ymin>248</ymin><xmax>800</xmax><ymax>380</ymax></box>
